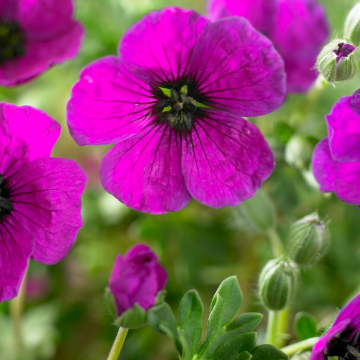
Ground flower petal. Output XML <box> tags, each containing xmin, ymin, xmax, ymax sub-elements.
<box><xmin>119</xmin><ymin>7</ymin><xmax>210</xmax><ymax>85</ymax></box>
<box><xmin>7</xmin><ymin>157</ymin><xmax>87</xmax><ymax>265</ymax></box>
<box><xmin>312</xmin><ymin>138</ymin><xmax>360</xmax><ymax>204</ymax></box>
<box><xmin>0</xmin><ymin>216</ymin><xmax>35</xmax><ymax>302</ymax></box>
<box><xmin>269</xmin><ymin>0</ymin><xmax>329</xmax><ymax>92</ymax></box>
<box><xmin>0</xmin><ymin>21</ymin><xmax>83</xmax><ymax>87</ymax></box>
<box><xmin>100</xmin><ymin>126</ymin><xmax>191</xmax><ymax>214</ymax></box>
<box><xmin>188</xmin><ymin>17</ymin><xmax>286</xmax><ymax>116</ymax></box>
<box><xmin>310</xmin><ymin>320</ymin><xmax>349</xmax><ymax>360</ymax></box>
<box><xmin>67</xmin><ymin>56</ymin><xmax>154</xmax><ymax>146</ymax></box>
<box><xmin>333</xmin><ymin>293</ymin><xmax>360</xmax><ymax>338</ymax></box>
<box><xmin>351</xmin><ymin>89</ymin><xmax>360</xmax><ymax>117</ymax></box>
<box><xmin>0</xmin><ymin>103</ymin><xmax>60</xmax><ymax>177</ymax></box>
<box><xmin>0</xmin><ymin>0</ymin><xmax>18</xmax><ymax>19</ymax></box>
<box><xmin>16</xmin><ymin>0</ymin><xmax>78</xmax><ymax>39</ymax></box>
<box><xmin>207</xmin><ymin>0</ymin><xmax>277</xmax><ymax>35</ymax></box>
<box><xmin>182</xmin><ymin>111</ymin><xmax>275</xmax><ymax>208</ymax></box>
<box><xmin>326</xmin><ymin>94</ymin><xmax>360</xmax><ymax>162</ymax></box>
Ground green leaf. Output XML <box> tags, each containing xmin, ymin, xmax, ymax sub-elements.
<box><xmin>196</xmin><ymin>277</ymin><xmax>244</xmax><ymax>360</ymax></box>
<box><xmin>178</xmin><ymin>290</ymin><xmax>204</xmax><ymax>357</ymax></box>
<box><xmin>213</xmin><ymin>333</ymin><xmax>257</xmax><ymax>360</ymax></box>
<box><xmin>104</xmin><ymin>287</ymin><xmax>117</xmax><ymax>320</ymax></box>
<box><xmin>225</xmin><ymin>313</ymin><xmax>263</xmax><ymax>333</ymax></box>
<box><xmin>210</xmin><ymin>276</ymin><xmax>243</xmax><ymax>328</ymax></box>
<box><xmin>114</xmin><ymin>304</ymin><xmax>147</xmax><ymax>329</ymax></box>
<box><xmin>251</xmin><ymin>345</ymin><xmax>288</xmax><ymax>360</ymax></box>
<box><xmin>295</xmin><ymin>312</ymin><xmax>317</xmax><ymax>341</ymax></box>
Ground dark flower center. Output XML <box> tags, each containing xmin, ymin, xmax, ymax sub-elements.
<box><xmin>0</xmin><ymin>174</ymin><xmax>13</xmax><ymax>217</ymax></box>
<box><xmin>152</xmin><ymin>79</ymin><xmax>209</xmax><ymax>134</ymax></box>
<box><xmin>333</xmin><ymin>43</ymin><xmax>356</xmax><ymax>63</ymax></box>
<box><xmin>0</xmin><ymin>20</ymin><xmax>25</xmax><ymax>65</ymax></box>
<box><xmin>326</xmin><ymin>331</ymin><xmax>360</xmax><ymax>360</ymax></box>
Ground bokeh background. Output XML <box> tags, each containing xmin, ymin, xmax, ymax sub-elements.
<box><xmin>1</xmin><ymin>0</ymin><xmax>360</xmax><ymax>359</ymax></box>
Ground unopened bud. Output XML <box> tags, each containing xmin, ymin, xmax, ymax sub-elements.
<box><xmin>258</xmin><ymin>257</ymin><xmax>296</xmax><ymax>311</ymax></box>
<box><xmin>316</xmin><ymin>39</ymin><xmax>360</xmax><ymax>82</ymax></box>
<box><xmin>344</xmin><ymin>3</ymin><xmax>360</xmax><ymax>47</ymax></box>
<box><xmin>285</xmin><ymin>135</ymin><xmax>312</xmax><ymax>169</ymax></box>
<box><xmin>287</xmin><ymin>212</ymin><xmax>330</xmax><ymax>267</ymax></box>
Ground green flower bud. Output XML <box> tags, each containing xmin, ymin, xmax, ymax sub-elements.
<box><xmin>285</xmin><ymin>134</ymin><xmax>313</xmax><ymax>169</ymax></box>
<box><xmin>287</xmin><ymin>212</ymin><xmax>330</xmax><ymax>267</ymax></box>
<box><xmin>316</xmin><ymin>38</ymin><xmax>360</xmax><ymax>82</ymax></box>
<box><xmin>258</xmin><ymin>257</ymin><xmax>297</xmax><ymax>311</ymax></box>
<box><xmin>344</xmin><ymin>3</ymin><xmax>360</xmax><ymax>47</ymax></box>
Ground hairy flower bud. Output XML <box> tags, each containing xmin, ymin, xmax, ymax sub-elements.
<box><xmin>287</xmin><ymin>212</ymin><xmax>330</xmax><ymax>267</ymax></box>
<box><xmin>258</xmin><ymin>258</ymin><xmax>296</xmax><ymax>311</ymax></box>
<box><xmin>344</xmin><ymin>3</ymin><xmax>360</xmax><ymax>47</ymax></box>
<box><xmin>316</xmin><ymin>39</ymin><xmax>360</xmax><ymax>82</ymax></box>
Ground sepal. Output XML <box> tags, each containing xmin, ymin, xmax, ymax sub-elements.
<box><xmin>114</xmin><ymin>304</ymin><xmax>147</xmax><ymax>329</ymax></box>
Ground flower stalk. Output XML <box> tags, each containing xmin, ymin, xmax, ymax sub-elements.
<box><xmin>107</xmin><ymin>327</ymin><xmax>129</xmax><ymax>360</ymax></box>
<box><xmin>10</xmin><ymin>272</ymin><xmax>27</xmax><ymax>351</ymax></box>
<box><xmin>281</xmin><ymin>337</ymin><xmax>319</xmax><ymax>356</ymax></box>
<box><xmin>267</xmin><ymin>228</ymin><xmax>284</xmax><ymax>258</ymax></box>
<box><xmin>266</xmin><ymin>311</ymin><xmax>278</xmax><ymax>346</ymax></box>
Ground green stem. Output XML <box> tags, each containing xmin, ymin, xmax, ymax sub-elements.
<box><xmin>281</xmin><ymin>337</ymin><xmax>319</xmax><ymax>356</ymax></box>
<box><xmin>266</xmin><ymin>311</ymin><xmax>278</xmax><ymax>346</ymax></box>
<box><xmin>267</xmin><ymin>228</ymin><xmax>285</xmax><ymax>258</ymax></box>
<box><xmin>10</xmin><ymin>271</ymin><xmax>27</xmax><ymax>351</ymax></box>
<box><xmin>107</xmin><ymin>327</ymin><xmax>128</xmax><ymax>360</ymax></box>
<box><xmin>276</xmin><ymin>307</ymin><xmax>290</xmax><ymax>348</ymax></box>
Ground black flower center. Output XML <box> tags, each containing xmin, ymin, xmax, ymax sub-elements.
<box><xmin>0</xmin><ymin>20</ymin><xmax>25</xmax><ymax>65</ymax></box>
<box><xmin>152</xmin><ymin>78</ymin><xmax>210</xmax><ymax>134</ymax></box>
<box><xmin>326</xmin><ymin>331</ymin><xmax>360</xmax><ymax>360</ymax></box>
<box><xmin>333</xmin><ymin>43</ymin><xmax>356</xmax><ymax>63</ymax></box>
<box><xmin>0</xmin><ymin>174</ymin><xmax>13</xmax><ymax>217</ymax></box>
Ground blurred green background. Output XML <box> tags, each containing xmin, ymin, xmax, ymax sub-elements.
<box><xmin>1</xmin><ymin>0</ymin><xmax>360</xmax><ymax>359</ymax></box>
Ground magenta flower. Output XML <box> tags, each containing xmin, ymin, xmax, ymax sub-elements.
<box><xmin>312</xmin><ymin>90</ymin><xmax>360</xmax><ymax>204</ymax></box>
<box><xmin>351</xmin><ymin>89</ymin><xmax>360</xmax><ymax>117</ymax></box>
<box><xmin>0</xmin><ymin>0</ymin><xmax>83</xmax><ymax>86</ymax></box>
<box><xmin>207</xmin><ymin>0</ymin><xmax>329</xmax><ymax>93</ymax></box>
<box><xmin>310</xmin><ymin>293</ymin><xmax>360</xmax><ymax>360</ymax></box>
<box><xmin>0</xmin><ymin>103</ymin><xmax>87</xmax><ymax>302</ymax></box>
<box><xmin>67</xmin><ymin>7</ymin><xmax>286</xmax><ymax>214</ymax></box>
<box><xmin>109</xmin><ymin>244</ymin><xmax>167</xmax><ymax>316</ymax></box>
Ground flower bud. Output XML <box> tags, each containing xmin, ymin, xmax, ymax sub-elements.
<box><xmin>106</xmin><ymin>244</ymin><xmax>167</xmax><ymax>328</ymax></box>
<box><xmin>258</xmin><ymin>257</ymin><xmax>296</xmax><ymax>311</ymax></box>
<box><xmin>287</xmin><ymin>212</ymin><xmax>330</xmax><ymax>267</ymax></box>
<box><xmin>316</xmin><ymin>39</ymin><xmax>360</xmax><ymax>82</ymax></box>
<box><xmin>344</xmin><ymin>3</ymin><xmax>360</xmax><ymax>47</ymax></box>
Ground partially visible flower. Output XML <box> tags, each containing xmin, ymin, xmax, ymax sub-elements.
<box><xmin>312</xmin><ymin>89</ymin><xmax>360</xmax><ymax>204</ymax></box>
<box><xmin>67</xmin><ymin>7</ymin><xmax>286</xmax><ymax>214</ymax></box>
<box><xmin>351</xmin><ymin>89</ymin><xmax>360</xmax><ymax>117</ymax></box>
<box><xmin>109</xmin><ymin>244</ymin><xmax>167</xmax><ymax>316</ymax></box>
<box><xmin>0</xmin><ymin>102</ymin><xmax>87</xmax><ymax>302</ymax></box>
<box><xmin>207</xmin><ymin>0</ymin><xmax>329</xmax><ymax>93</ymax></box>
<box><xmin>0</xmin><ymin>0</ymin><xmax>84</xmax><ymax>86</ymax></box>
<box><xmin>310</xmin><ymin>293</ymin><xmax>360</xmax><ymax>360</ymax></box>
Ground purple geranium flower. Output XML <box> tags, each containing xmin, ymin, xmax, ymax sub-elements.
<box><xmin>109</xmin><ymin>244</ymin><xmax>167</xmax><ymax>316</ymax></box>
<box><xmin>67</xmin><ymin>7</ymin><xmax>286</xmax><ymax>214</ymax></box>
<box><xmin>207</xmin><ymin>0</ymin><xmax>329</xmax><ymax>93</ymax></box>
<box><xmin>0</xmin><ymin>0</ymin><xmax>83</xmax><ymax>86</ymax></box>
<box><xmin>312</xmin><ymin>90</ymin><xmax>360</xmax><ymax>204</ymax></box>
<box><xmin>310</xmin><ymin>293</ymin><xmax>360</xmax><ymax>360</ymax></box>
<box><xmin>0</xmin><ymin>102</ymin><xmax>87</xmax><ymax>302</ymax></box>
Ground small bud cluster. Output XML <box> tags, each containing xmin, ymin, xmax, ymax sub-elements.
<box><xmin>258</xmin><ymin>212</ymin><xmax>330</xmax><ymax>311</ymax></box>
<box><xmin>316</xmin><ymin>3</ymin><xmax>360</xmax><ymax>83</ymax></box>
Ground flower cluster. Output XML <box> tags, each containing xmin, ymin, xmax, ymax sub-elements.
<box><xmin>67</xmin><ymin>7</ymin><xmax>286</xmax><ymax>214</ymax></box>
<box><xmin>312</xmin><ymin>89</ymin><xmax>360</xmax><ymax>206</ymax></box>
<box><xmin>0</xmin><ymin>103</ymin><xmax>86</xmax><ymax>302</ymax></box>
<box><xmin>207</xmin><ymin>0</ymin><xmax>329</xmax><ymax>93</ymax></box>
<box><xmin>0</xmin><ymin>0</ymin><xmax>83</xmax><ymax>86</ymax></box>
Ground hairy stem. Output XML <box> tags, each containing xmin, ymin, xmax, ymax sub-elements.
<box><xmin>267</xmin><ymin>228</ymin><xmax>285</xmax><ymax>258</ymax></box>
<box><xmin>281</xmin><ymin>337</ymin><xmax>319</xmax><ymax>356</ymax></box>
<box><xmin>266</xmin><ymin>311</ymin><xmax>278</xmax><ymax>346</ymax></box>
